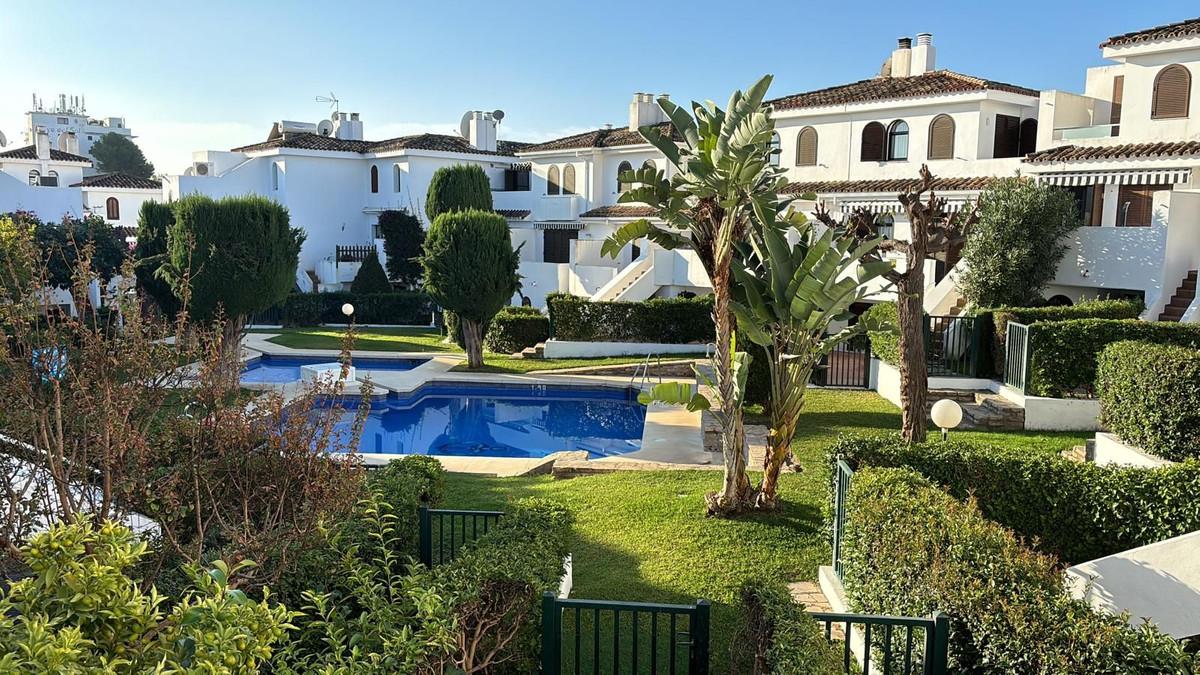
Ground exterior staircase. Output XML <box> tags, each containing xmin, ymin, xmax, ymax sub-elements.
<box><xmin>1158</xmin><ymin>270</ymin><xmax>1197</xmax><ymax>322</ymax></box>
<box><xmin>947</xmin><ymin>296</ymin><xmax>968</xmax><ymax>316</ymax></box>
<box><xmin>926</xmin><ymin>389</ymin><xmax>1025</xmax><ymax>431</ymax></box>
<box><xmin>514</xmin><ymin>342</ymin><xmax>547</xmax><ymax>360</ymax></box>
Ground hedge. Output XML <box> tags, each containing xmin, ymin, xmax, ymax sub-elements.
<box><xmin>841</xmin><ymin>466</ymin><xmax>1188</xmax><ymax>673</ymax></box>
<box><xmin>1025</xmin><ymin>318</ymin><xmax>1200</xmax><ymax>397</ymax></box>
<box><xmin>280</xmin><ymin>291</ymin><xmax>433</xmax><ymax>326</ymax></box>
<box><xmin>547</xmin><ymin>292</ymin><xmax>713</xmax><ymax>343</ymax></box>
<box><xmin>827</xmin><ymin>434</ymin><xmax>1200</xmax><ymax>564</ymax></box>
<box><xmin>732</xmin><ymin>580</ymin><xmax>842</xmax><ymax>674</ymax></box>
<box><xmin>484</xmin><ymin>306</ymin><xmax>549</xmax><ymax>354</ymax></box>
<box><xmin>981</xmin><ymin>298</ymin><xmax>1143</xmax><ymax>377</ymax></box>
<box><xmin>1098</xmin><ymin>341</ymin><xmax>1200</xmax><ymax>462</ymax></box>
<box><xmin>862</xmin><ymin>302</ymin><xmax>898</xmax><ymax>365</ymax></box>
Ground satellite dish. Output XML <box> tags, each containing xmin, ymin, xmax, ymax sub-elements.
<box><xmin>0</xmin><ymin>131</ymin><xmax>6</xmax><ymax>147</ymax></box>
<box><xmin>492</xmin><ymin>109</ymin><xmax>505</xmax><ymax>122</ymax></box>
<box><xmin>317</xmin><ymin>119</ymin><xmax>334</xmax><ymax>137</ymax></box>
<box><xmin>458</xmin><ymin>111</ymin><xmax>472</xmax><ymax>139</ymax></box>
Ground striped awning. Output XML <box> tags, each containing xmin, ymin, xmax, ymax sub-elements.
<box><xmin>1036</xmin><ymin>168</ymin><xmax>1192</xmax><ymax>186</ymax></box>
<box><xmin>534</xmin><ymin>221</ymin><xmax>584</xmax><ymax>230</ymax></box>
<box><xmin>836</xmin><ymin>198</ymin><xmax>974</xmax><ymax>215</ymax></box>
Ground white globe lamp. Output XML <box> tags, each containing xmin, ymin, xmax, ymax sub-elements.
<box><xmin>341</xmin><ymin>303</ymin><xmax>355</xmax><ymax>318</ymax></box>
<box><xmin>930</xmin><ymin>398</ymin><xmax>963</xmax><ymax>441</ymax></box>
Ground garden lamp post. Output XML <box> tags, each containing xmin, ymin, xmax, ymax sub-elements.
<box><xmin>930</xmin><ymin>398</ymin><xmax>963</xmax><ymax>441</ymax></box>
<box><xmin>341</xmin><ymin>303</ymin><xmax>355</xmax><ymax>372</ymax></box>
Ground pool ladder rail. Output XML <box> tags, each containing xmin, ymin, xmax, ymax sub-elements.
<box><xmin>629</xmin><ymin>353</ymin><xmax>664</xmax><ymax>391</ymax></box>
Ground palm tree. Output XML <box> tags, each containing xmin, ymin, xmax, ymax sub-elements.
<box><xmin>602</xmin><ymin>75</ymin><xmax>783</xmax><ymax>515</ymax></box>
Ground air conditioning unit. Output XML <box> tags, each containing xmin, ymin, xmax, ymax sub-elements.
<box><xmin>193</xmin><ymin>162</ymin><xmax>213</xmax><ymax>176</ymax></box>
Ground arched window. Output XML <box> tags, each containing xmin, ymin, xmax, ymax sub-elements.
<box><xmin>562</xmin><ymin>165</ymin><xmax>576</xmax><ymax>195</ymax></box>
<box><xmin>616</xmin><ymin>160</ymin><xmax>633</xmax><ymax>193</ymax></box>
<box><xmin>370</xmin><ymin>165</ymin><xmax>379</xmax><ymax>193</ymax></box>
<box><xmin>547</xmin><ymin>166</ymin><xmax>560</xmax><ymax>195</ymax></box>
<box><xmin>27</xmin><ymin>170</ymin><xmax>40</xmax><ymax>186</ymax></box>
<box><xmin>1018</xmin><ymin>118</ymin><xmax>1038</xmax><ymax>156</ymax></box>
<box><xmin>44</xmin><ymin>170</ymin><xmax>59</xmax><ymax>187</ymax></box>
<box><xmin>887</xmin><ymin>121</ymin><xmax>909</xmax><ymax>161</ymax></box>
<box><xmin>860</xmin><ymin>122</ymin><xmax>886</xmax><ymax>161</ymax></box>
<box><xmin>271</xmin><ymin>163</ymin><xmax>281</xmax><ymax>190</ymax></box>
<box><xmin>927</xmin><ymin>115</ymin><xmax>955</xmax><ymax>160</ymax></box>
<box><xmin>642</xmin><ymin>159</ymin><xmax>657</xmax><ymax>172</ymax></box>
<box><xmin>1152</xmin><ymin>65</ymin><xmax>1191</xmax><ymax>120</ymax></box>
<box><xmin>768</xmin><ymin>132</ymin><xmax>781</xmax><ymax>167</ymax></box>
<box><xmin>796</xmin><ymin>127</ymin><xmax>818</xmax><ymax>166</ymax></box>
<box><xmin>105</xmin><ymin>197</ymin><xmax>120</xmax><ymax>221</ymax></box>
<box><xmin>393</xmin><ymin>165</ymin><xmax>402</xmax><ymax>192</ymax></box>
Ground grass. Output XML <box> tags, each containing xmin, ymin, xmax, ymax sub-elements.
<box><xmin>454</xmin><ymin>354</ymin><xmax>706</xmax><ymax>374</ymax></box>
<box><xmin>440</xmin><ymin>389</ymin><xmax>1087</xmax><ymax>670</ymax></box>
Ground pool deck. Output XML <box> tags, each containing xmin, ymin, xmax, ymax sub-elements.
<box><xmin>241</xmin><ymin>333</ymin><xmax>715</xmax><ymax>474</ymax></box>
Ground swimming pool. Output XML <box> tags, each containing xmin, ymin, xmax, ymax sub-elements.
<box><xmin>334</xmin><ymin>382</ymin><xmax>647</xmax><ymax>459</ymax></box>
<box><xmin>241</xmin><ymin>355</ymin><xmax>425</xmax><ymax>384</ymax></box>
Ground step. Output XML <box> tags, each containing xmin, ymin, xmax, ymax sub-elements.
<box><xmin>928</xmin><ymin>389</ymin><xmax>983</xmax><ymax>405</ymax></box>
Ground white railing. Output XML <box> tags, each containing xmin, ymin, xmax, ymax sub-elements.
<box><xmin>295</xmin><ymin>267</ymin><xmax>314</xmax><ymax>293</ymax></box>
<box><xmin>590</xmin><ymin>256</ymin><xmax>653</xmax><ymax>302</ymax></box>
<box><xmin>1054</xmin><ymin>123</ymin><xmax>1118</xmax><ymax>141</ymax></box>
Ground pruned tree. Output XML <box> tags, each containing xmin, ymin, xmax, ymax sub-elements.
<box><xmin>133</xmin><ymin>200</ymin><xmax>180</xmax><ymax>317</ymax></box>
<box><xmin>815</xmin><ymin>165</ymin><xmax>978</xmax><ymax>442</ymax></box>
<box><xmin>425</xmin><ymin>165</ymin><xmax>493</xmax><ymax>222</ymax></box>
<box><xmin>377</xmin><ymin>209</ymin><xmax>425</xmax><ymax>287</ymax></box>
<box><xmin>350</xmin><ymin>248</ymin><xmax>392</xmax><ymax>294</ymax></box>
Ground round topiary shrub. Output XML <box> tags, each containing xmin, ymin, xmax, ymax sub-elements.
<box><xmin>484</xmin><ymin>306</ymin><xmax>549</xmax><ymax>354</ymax></box>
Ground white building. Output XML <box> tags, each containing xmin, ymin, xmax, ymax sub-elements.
<box><xmin>0</xmin><ymin>126</ymin><xmax>90</xmax><ymax>221</ymax></box>
<box><xmin>25</xmin><ymin>94</ymin><xmax>133</xmax><ymax>168</ymax></box>
<box><xmin>1025</xmin><ymin>17</ymin><xmax>1200</xmax><ymax>321</ymax></box>
<box><xmin>73</xmin><ymin>173</ymin><xmax>163</xmax><ymax>233</ymax></box>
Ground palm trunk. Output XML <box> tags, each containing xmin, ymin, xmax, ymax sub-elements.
<box><xmin>753</xmin><ymin>352</ymin><xmax>809</xmax><ymax>510</ymax></box>
<box><xmin>462</xmin><ymin>319</ymin><xmax>484</xmax><ymax>369</ymax></box>
<box><xmin>706</xmin><ymin>260</ymin><xmax>751</xmax><ymax>516</ymax></box>
<box><xmin>897</xmin><ymin>258</ymin><xmax>928</xmax><ymax>443</ymax></box>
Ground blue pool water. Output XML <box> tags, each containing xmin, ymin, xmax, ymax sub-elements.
<box><xmin>241</xmin><ymin>355</ymin><xmax>425</xmax><ymax>384</ymax></box>
<box><xmin>333</xmin><ymin>382</ymin><xmax>647</xmax><ymax>459</ymax></box>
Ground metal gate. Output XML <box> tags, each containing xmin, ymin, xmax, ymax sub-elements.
<box><xmin>812</xmin><ymin>335</ymin><xmax>871</xmax><ymax>389</ymax></box>
<box><xmin>541</xmin><ymin>593</ymin><xmax>710</xmax><ymax>674</ymax></box>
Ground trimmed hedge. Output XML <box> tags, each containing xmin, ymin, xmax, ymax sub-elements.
<box><xmin>547</xmin><ymin>292</ymin><xmax>713</xmax><ymax>344</ymax></box>
<box><xmin>827</xmin><ymin>434</ymin><xmax>1200</xmax><ymax>564</ymax></box>
<box><xmin>1025</xmin><ymin>318</ymin><xmax>1200</xmax><ymax>397</ymax></box>
<box><xmin>732</xmin><ymin>580</ymin><xmax>842</xmax><ymax>674</ymax></box>
<box><xmin>841</xmin><ymin>466</ymin><xmax>1188</xmax><ymax>673</ymax></box>
<box><xmin>862</xmin><ymin>302</ymin><xmax>898</xmax><ymax>365</ymax></box>
<box><xmin>280</xmin><ymin>291</ymin><xmax>433</xmax><ymax>326</ymax></box>
<box><xmin>981</xmin><ymin>298</ymin><xmax>1144</xmax><ymax>377</ymax></box>
<box><xmin>1098</xmin><ymin>341</ymin><xmax>1200</xmax><ymax>462</ymax></box>
<box><xmin>484</xmin><ymin>306</ymin><xmax>549</xmax><ymax>354</ymax></box>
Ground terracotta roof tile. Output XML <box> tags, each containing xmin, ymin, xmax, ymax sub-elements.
<box><xmin>495</xmin><ymin>209</ymin><xmax>530</xmax><ymax>219</ymax></box>
<box><xmin>782</xmin><ymin>176</ymin><xmax>996</xmax><ymax>195</ymax></box>
<box><xmin>1100</xmin><ymin>17</ymin><xmax>1200</xmax><ymax>48</ymax></box>
<box><xmin>70</xmin><ymin>172</ymin><xmax>161</xmax><ymax>189</ymax></box>
<box><xmin>231</xmin><ymin>132</ymin><xmax>519</xmax><ymax>157</ymax></box>
<box><xmin>1023</xmin><ymin>141</ymin><xmax>1200</xmax><ymax>163</ymax></box>
<box><xmin>0</xmin><ymin>144</ymin><xmax>92</xmax><ymax>163</ymax></box>
<box><xmin>518</xmin><ymin>123</ymin><xmax>677</xmax><ymax>154</ymax></box>
<box><xmin>579</xmin><ymin>205</ymin><xmax>657</xmax><ymax>218</ymax></box>
<box><xmin>768</xmin><ymin>71</ymin><xmax>1039</xmax><ymax>111</ymax></box>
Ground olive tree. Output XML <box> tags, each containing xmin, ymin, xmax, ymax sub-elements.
<box><xmin>420</xmin><ymin>209</ymin><xmax>519</xmax><ymax>369</ymax></box>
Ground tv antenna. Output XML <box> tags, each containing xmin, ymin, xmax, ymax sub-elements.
<box><xmin>315</xmin><ymin>92</ymin><xmax>340</xmax><ymax>115</ymax></box>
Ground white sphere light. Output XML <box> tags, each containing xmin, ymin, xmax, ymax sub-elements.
<box><xmin>341</xmin><ymin>303</ymin><xmax>355</xmax><ymax>317</ymax></box>
<box><xmin>930</xmin><ymin>398</ymin><xmax>963</xmax><ymax>433</ymax></box>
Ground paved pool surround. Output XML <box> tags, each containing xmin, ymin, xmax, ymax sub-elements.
<box><xmin>240</xmin><ymin>333</ymin><xmax>711</xmax><ymax>474</ymax></box>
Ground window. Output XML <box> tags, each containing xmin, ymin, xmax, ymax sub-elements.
<box><xmin>504</xmin><ymin>166</ymin><xmax>530</xmax><ymax>191</ymax></box>
<box><xmin>993</xmin><ymin>114</ymin><xmax>1022</xmax><ymax>158</ymax></box>
<box><xmin>543</xmin><ymin>228</ymin><xmax>578</xmax><ymax>263</ymax></box>
<box><xmin>616</xmin><ymin>160</ymin><xmax>633</xmax><ymax>193</ymax></box>
<box><xmin>1117</xmin><ymin>184</ymin><xmax>1172</xmax><ymax>227</ymax></box>
<box><xmin>27</xmin><ymin>170</ymin><xmax>40</xmax><ymax>186</ymax></box>
<box><xmin>927</xmin><ymin>115</ymin><xmax>955</xmax><ymax>160</ymax></box>
<box><xmin>1066</xmin><ymin>185</ymin><xmax>1103</xmax><ymax>226</ymax></box>
<box><xmin>795</xmin><ymin>127</ymin><xmax>818</xmax><ymax>166</ymax></box>
<box><xmin>370</xmin><ymin>165</ymin><xmax>379</xmax><ymax>193</ymax></box>
<box><xmin>642</xmin><ymin>159</ymin><xmax>656</xmax><ymax>172</ymax></box>
<box><xmin>1018</xmin><ymin>119</ymin><xmax>1038</xmax><ymax>156</ymax></box>
<box><xmin>272</xmin><ymin>163</ymin><xmax>281</xmax><ymax>190</ymax></box>
<box><xmin>874</xmin><ymin>213</ymin><xmax>895</xmax><ymax>239</ymax></box>
<box><xmin>1110</xmin><ymin>75</ymin><xmax>1124</xmax><ymax>136</ymax></box>
<box><xmin>547</xmin><ymin>166</ymin><xmax>560</xmax><ymax>195</ymax></box>
<box><xmin>105</xmin><ymin>197</ymin><xmax>120</xmax><ymax>221</ymax></box>
<box><xmin>562</xmin><ymin>165</ymin><xmax>576</xmax><ymax>195</ymax></box>
<box><xmin>43</xmin><ymin>171</ymin><xmax>59</xmax><ymax>187</ymax></box>
<box><xmin>1151</xmin><ymin>65</ymin><xmax>1191</xmax><ymax>119</ymax></box>
<box><xmin>768</xmin><ymin>132</ymin><xmax>781</xmax><ymax>167</ymax></box>
<box><xmin>860</xmin><ymin>122</ymin><xmax>886</xmax><ymax>161</ymax></box>
<box><xmin>886</xmin><ymin>121</ymin><xmax>909</xmax><ymax>161</ymax></box>
<box><xmin>56</xmin><ymin>117</ymin><xmax>68</xmax><ymax>124</ymax></box>
<box><xmin>394</xmin><ymin>165</ymin><xmax>402</xmax><ymax>192</ymax></box>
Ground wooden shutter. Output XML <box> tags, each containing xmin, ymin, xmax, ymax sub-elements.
<box><xmin>993</xmin><ymin>114</ymin><xmax>1021</xmax><ymax>158</ymax></box>
<box><xmin>1118</xmin><ymin>184</ymin><xmax>1173</xmax><ymax>226</ymax></box>
<box><xmin>927</xmin><ymin>115</ymin><xmax>954</xmax><ymax>160</ymax></box>
<box><xmin>1109</xmin><ymin>75</ymin><xmax>1124</xmax><ymax>135</ymax></box>
<box><xmin>370</xmin><ymin>165</ymin><xmax>379</xmax><ymax>193</ymax></box>
<box><xmin>1019</xmin><ymin>119</ymin><xmax>1038</xmax><ymax>156</ymax></box>
<box><xmin>563</xmin><ymin>165</ymin><xmax>576</xmax><ymax>195</ymax></box>
<box><xmin>547</xmin><ymin>166</ymin><xmax>560</xmax><ymax>195</ymax></box>
<box><xmin>860</xmin><ymin>122</ymin><xmax>885</xmax><ymax>161</ymax></box>
<box><xmin>1152</xmin><ymin>65</ymin><xmax>1191</xmax><ymax>119</ymax></box>
<box><xmin>1089</xmin><ymin>185</ymin><xmax>1104</xmax><ymax>227</ymax></box>
<box><xmin>543</xmin><ymin>229</ymin><xmax>578</xmax><ymax>263</ymax></box>
<box><xmin>796</xmin><ymin>127</ymin><xmax>818</xmax><ymax>166</ymax></box>
<box><xmin>616</xmin><ymin>161</ymin><xmax>632</xmax><ymax>193</ymax></box>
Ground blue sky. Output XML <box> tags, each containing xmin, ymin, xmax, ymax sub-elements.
<box><xmin>1</xmin><ymin>0</ymin><xmax>1195</xmax><ymax>173</ymax></box>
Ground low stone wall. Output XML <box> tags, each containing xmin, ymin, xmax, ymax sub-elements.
<box><xmin>1092</xmin><ymin>432</ymin><xmax>1175</xmax><ymax>468</ymax></box>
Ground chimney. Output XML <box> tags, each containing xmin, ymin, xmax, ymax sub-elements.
<box><xmin>467</xmin><ymin>111</ymin><xmax>498</xmax><ymax>152</ymax></box>
<box><xmin>333</xmin><ymin>112</ymin><xmax>364</xmax><ymax>140</ymax></box>
<box><xmin>628</xmin><ymin>92</ymin><xmax>666</xmax><ymax>131</ymax></box>
<box><xmin>910</xmin><ymin>33</ymin><xmax>936</xmax><ymax>75</ymax></box>
<box><xmin>59</xmin><ymin>131</ymin><xmax>80</xmax><ymax>155</ymax></box>
<box><xmin>35</xmin><ymin>126</ymin><xmax>50</xmax><ymax>160</ymax></box>
<box><xmin>890</xmin><ymin>37</ymin><xmax>912</xmax><ymax>78</ymax></box>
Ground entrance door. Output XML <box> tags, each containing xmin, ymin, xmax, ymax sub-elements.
<box><xmin>543</xmin><ymin>229</ymin><xmax>579</xmax><ymax>263</ymax></box>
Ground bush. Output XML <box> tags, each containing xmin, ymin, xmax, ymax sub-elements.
<box><xmin>732</xmin><ymin>580</ymin><xmax>842</xmax><ymax>674</ymax></box>
<box><xmin>378</xmin><ymin>209</ymin><xmax>424</xmax><ymax>286</ymax></box>
<box><xmin>980</xmin><ymin>298</ymin><xmax>1144</xmax><ymax>377</ymax></box>
<box><xmin>841</xmin><ymin>467</ymin><xmax>1189</xmax><ymax>673</ymax></box>
<box><xmin>547</xmin><ymin>292</ymin><xmax>713</xmax><ymax>343</ymax></box>
<box><xmin>350</xmin><ymin>249</ymin><xmax>393</xmax><ymax>294</ymax></box>
<box><xmin>1025</xmin><ymin>318</ymin><xmax>1200</xmax><ymax>397</ymax></box>
<box><xmin>1098</xmin><ymin>341</ymin><xmax>1200</xmax><ymax>461</ymax></box>
<box><xmin>862</xmin><ymin>302</ymin><xmax>898</xmax><ymax>365</ymax></box>
<box><xmin>425</xmin><ymin>164</ymin><xmax>493</xmax><ymax>221</ymax></box>
<box><xmin>133</xmin><ymin>201</ymin><xmax>179</xmax><ymax>316</ymax></box>
<box><xmin>485</xmin><ymin>306</ymin><xmax>549</xmax><ymax>354</ymax></box>
<box><xmin>281</xmin><ymin>290</ymin><xmax>433</xmax><ymax>326</ymax></box>
<box><xmin>828</xmin><ymin>434</ymin><xmax>1200</xmax><ymax>563</ymax></box>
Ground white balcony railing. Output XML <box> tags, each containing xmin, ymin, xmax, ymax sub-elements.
<box><xmin>1054</xmin><ymin>123</ymin><xmax>1118</xmax><ymax>141</ymax></box>
<box><xmin>535</xmin><ymin>195</ymin><xmax>582</xmax><ymax>221</ymax></box>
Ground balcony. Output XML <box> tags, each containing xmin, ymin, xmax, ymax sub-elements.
<box><xmin>535</xmin><ymin>195</ymin><xmax>582</xmax><ymax>221</ymax></box>
<box><xmin>1054</xmin><ymin>123</ymin><xmax>1119</xmax><ymax>141</ymax></box>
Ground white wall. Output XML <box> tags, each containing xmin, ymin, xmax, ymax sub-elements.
<box><xmin>81</xmin><ymin>188</ymin><xmax>160</xmax><ymax>228</ymax></box>
<box><xmin>0</xmin><ymin>171</ymin><xmax>84</xmax><ymax>220</ymax></box>
<box><xmin>1048</xmin><ymin>223</ymin><xmax>1168</xmax><ymax>300</ymax></box>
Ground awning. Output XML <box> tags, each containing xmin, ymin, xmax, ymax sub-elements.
<box><xmin>534</xmin><ymin>222</ymin><xmax>584</xmax><ymax>230</ymax></box>
<box><xmin>1036</xmin><ymin>168</ymin><xmax>1192</xmax><ymax>186</ymax></box>
<box><xmin>836</xmin><ymin>198</ymin><xmax>974</xmax><ymax>215</ymax></box>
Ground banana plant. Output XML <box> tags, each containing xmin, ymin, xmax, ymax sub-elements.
<box><xmin>731</xmin><ymin>207</ymin><xmax>894</xmax><ymax>509</ymax></box>
<box><xmin>603</xmin><ymin>76</ymin><xmax>786</xmax><ymax>516</ymax></box>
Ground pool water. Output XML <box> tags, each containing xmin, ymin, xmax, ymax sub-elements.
<box><xmin>241</xmin><ymin>355</ymin><xmax>425</xmax><ymax>384</ymax></box>
<box><xmin>334</xmin><ymin>382</ymin><xmax>647</xmax><ymax>459</ymax></box>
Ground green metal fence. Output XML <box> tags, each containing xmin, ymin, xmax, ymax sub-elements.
<box><xmin>810</xmin><ymin>611</ymin><xmax>950</xmax><ymax>675</ymax></box>
<box><xmin>541</xmin><ymin>593</ymin><xmax>710</xmax><ymax>675</ymax></box>
<box><xmin>832</xmin><ymin>459</ymin><xmax>854</xmax><ymax>582</ymax></box>
<box><xmin>1003</xmin><ymin>321</ymin><xmax>1032</xmax><ymax>393</ymax></box>
<box><xmin>417</xmin><ymin>505</ymin><xmax>504</xmax><ymax>567</ymax></box>
<box><xmin>924</xmin><ymin>314</ymin><xmax>988</xmax><ymax>377</ymax></box>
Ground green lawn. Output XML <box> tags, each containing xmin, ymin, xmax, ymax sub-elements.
<box><xmin>441</xmin><ymin>390</ymin><xmax>1086</xmax><ymax>670</ymax></box>
<box><xmin>453</xmin><ymin>354</ymin><xmax>706</xmax><ymax>374</ymax></box>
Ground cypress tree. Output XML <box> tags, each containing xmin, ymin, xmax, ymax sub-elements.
<box><xmin>350</xmin><ymin>249</ymin><xmax>392</xmax><ymax>294</ymax></box>
<box><xmin>425</xmin><ymin>165</ymin><xmax>493</xmax><ymax>222</ymax></box>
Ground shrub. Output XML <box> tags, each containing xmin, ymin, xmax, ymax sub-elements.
<box><xmin>484</xmin><ymin>306</ymin><xmax>549</xmax><ymax>354</ymax></box>
<box><xmin>1098</xmin><ymin>341</ymin><xmax>1200</xmax><ymax>461</ymax></box>
<box><xmin>133</xmin><ymin>200</ymin><xmax>179</xmax><ymax>316</ymax></box>
<box><xmin>425</xmin><ymin>164</ymin><xmax>493</xmax><ymax>221</ymax></box>
<box><xmin>841</xmin><ymin>467</ymin><xmax>1188</xmax><ymax>673</ymax></box>
<box><xmin>1025</xmin><ymin>318</ymin><xmax>1200</xmax><ymax>397</ymax></box>
<box><xmin>827</xmin><ymin>434</ymin><xmax>1200</xmax><ymax>563</ymax></box>
<box><xmin>281</xmin><ymin>290</ymin><xmax>433</xmax><ymax>326</ymax></box>
<box><xmin>279</xmin><ymin>292</ymin><xmax>324</xmax><ymax>326</ymax></box>
<box><xmin>350</xmin><ymin>249</ymin><xmax>393</xmax><ymax>294</ymax></box>
<box><xmin>862</xmin><ymin>302</ymin><xmax>898</xmax><ymax>365</ymax></box>
<box><xmin>732</xmin><ymin>580</ymin><xmax>842</xmax><ymax>674</ymax></box>
<box><xmin>378</xmin><ymin>209</ymin><xmax>424</xmax><ymax>286</ymax></box>
<box><xmin>547</xmin><ymin>292</ymin><xmax>713</xmax><ymax>343</ymax></box>
<box><xmin>981</xmin><ymin>298</ymin><xmax>1144</xmax><ymax>377</ymax></box>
